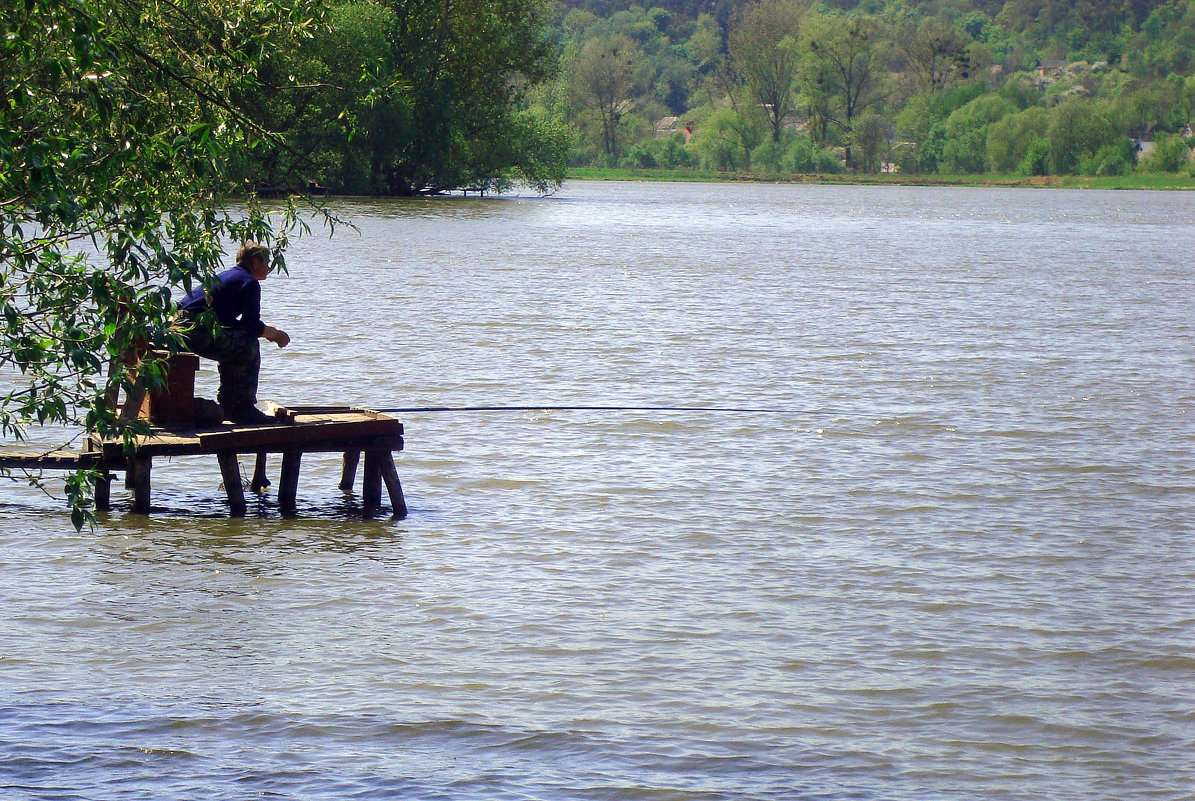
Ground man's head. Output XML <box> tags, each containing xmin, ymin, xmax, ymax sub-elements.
<box><xmin>236</xmin><ymin>241</ymin><xmax>271</xmax><ymax>280</ymax></box>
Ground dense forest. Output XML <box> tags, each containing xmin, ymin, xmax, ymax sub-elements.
<box><xmin>238</xmin><ymin>0</ymin><xmax>1195</xmax><ymax>189</ymax></box>
<box><xmin>227</xmin><ymin>0</ymin><xmax>569</xmax><ymax>195</ymax></box>
<box><xmin>527</xmin><ymin>0</ymin><xmax>1195</xmax><ymax>176</ymax></box>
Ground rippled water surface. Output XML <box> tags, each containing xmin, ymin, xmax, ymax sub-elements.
<box><xmin>2</xmin><ymin>182</ymin><xmax>1194</xmax><ymax>800</ymax></box>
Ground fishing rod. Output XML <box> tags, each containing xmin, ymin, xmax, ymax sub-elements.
<box><xmin>373</xmin><ymin>405</ymin><xmax>810</xmax><ymax>414</ymax></box>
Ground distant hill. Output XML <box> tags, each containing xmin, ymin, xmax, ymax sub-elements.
<box><xmin>545</xmin><ymin>0</ymin><xmax>1195</xmax><ymax>175</ymax></box>
<box><xmin>553</xmin><ymin>0</ymin><xmax>1173</xmax><ymax>44</ymax></box>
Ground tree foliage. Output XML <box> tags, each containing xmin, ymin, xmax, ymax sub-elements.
<box><xmin>382</xmin><ymin>0</ymin><xmax>560</xmax><ymax>194</ymax></box>
<box><xmin>897</xmin><ymin>15</ymin><xmax>971</xmax><ymax>95</ymax></box>
<box><xmin>571</xmin><ymin>34</ymin><xmax>645</xmax><ymax>159</ymax></box>
<box><xmin>1</xmin><ymin>0</ymin><xmax>332</xmax><ymax>524</ymax></box>
<box><xmin>985</xmin><ymin>105</ymin><xmax>1051</xmax><ymax>171</ymax></box>
<box><xmin>728</xmin><ymin>0</ymin><xmax>803</xmax><ymax>143</ymax></box>
<box><xmin>802</xmin><ymin>13</ymin><xmax>889</xmax><ymax>168</ymax></box>
<box><xmin>940</xmin><ymin>94</ymin><xmax>1015</xmax><ymax>172</ymax></box>
<box><xmin>238</xmin><ymin>0</ymin><xmax>564</xmax><ymax>195</ymax></box>
<box><xmin>690</xmin><ymin>106</ymin><xmax>763</xmax><ymax>170</ymax></box>
<box><xmin>1045</xmin><ymin>99</ymin><xmax>1119</xmax><ymax>174</ymax></box>
<box><xmin>549</xmin><ymin>0</ymin><xmax>1195</xmax><ymax>177</ymax></box>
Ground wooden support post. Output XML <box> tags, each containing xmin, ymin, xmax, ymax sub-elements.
<box><xmin>279</xmin><ymin>449</ymin><xmax>302</xmax><ymax>515</ymax></box>
<box><xmin>250</xmin><ymin>451</ymin><xmax>270</xmax><ymax>492</ymax></box>
<box><xmin>95</xmin><ymin>468</ymin><xmax>112</xmax><ymax>512</ymax></box>
<box><xmin>339</xmin><ymin>449</ymin><xmax>360</xmax><ymax>491</ymax></box>
<box><xmin>380</xmin><ymin>453</ymin><xmax>407</xmax><ymax>518</ymax></box>
<box><xmin>130</xmin><ymin>457</ymin><xmax>152</xmax><ymax>514</ymax></box>
<box><xmin>362</xmin><ymin>450</ymin><xmax>383</xmax><ymax>517</ymax></box>
<box><xmin>217</xmin><ymin>451</ymin><xmax>246</xmax><ymax>517</ymax></box>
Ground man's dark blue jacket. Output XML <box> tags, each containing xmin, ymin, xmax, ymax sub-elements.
<box><xmin>179</xmin><ymin>265</ymin><xmax>265</xmax><ymax>337</ymax></box>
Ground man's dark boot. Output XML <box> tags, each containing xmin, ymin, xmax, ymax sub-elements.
<box><xmin>227</xmin><ymin>405</ymin><xmax>273</xmax><ymax>425</ymax></box>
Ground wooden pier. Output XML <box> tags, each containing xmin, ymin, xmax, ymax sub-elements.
<box><xmin>0</xmin><ymin>405</ymin><xmax>406</xmax><ymax>518</ymax></box>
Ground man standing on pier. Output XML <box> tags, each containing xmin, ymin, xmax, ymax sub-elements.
<box><xmin>176</xmin><ymin>241</ymin><xmax>290</xmax><ymax>424</ymax></box>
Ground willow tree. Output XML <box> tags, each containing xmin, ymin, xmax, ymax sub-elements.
<box><xmin>728</xmin><ymin>0</ymin><xmax>803</xmax><ymax>144</ymax></box>
<box><xmin>570</xmin><ymin>34</ymin><xmax>644</xmax><ymax>160</ymax></box>
<box><xmin>897</xmin><ymin>15</ymin><xmax>970</xmax><ymax>96</ymax></box>
<box><xmin>226</xmin><ymin>0</ymin><xmax>564</xmax><ymax>195</ymax></box>
<box><xmin>379</xmin><ymin>0</ymin><xmax>564</xmax><ymax>194</ymax></box>
<box><xmin>1</xmin><ymin>0</ymin><xmax>324</xmax><ymax>525</ymax></box>
<box><xmin>802</xmin><ymin>13</ymin><xmax>889</xmax><ymax>170</ymax></box>
<box><xmin>238</xmin><ymin>1</ymin><xmax>399</xmax><ymax>193</ymax></box>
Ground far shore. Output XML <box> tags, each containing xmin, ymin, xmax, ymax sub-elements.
<box><xmin>565</xmin><ymin>167</ymin><xmax>1195</xmax><ymax>191</ymax></box>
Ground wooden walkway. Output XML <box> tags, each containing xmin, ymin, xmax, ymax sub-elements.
<box><xmin>0</xmin><ymin>405</ymin><xmax>406</xmax><ymax>518</ymax></box>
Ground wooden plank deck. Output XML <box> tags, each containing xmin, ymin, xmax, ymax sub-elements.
<box><xmin>0</xmin><ymin>449</ymin><xmax>103</xmax><ymax>470</ymax></box>
<box><xmin>89</xmin><ymin>407</ymin><xmax>402</xmax><ymax>458</ymax></box>
<box><xmin>0</xmin><ymin>406</ymin><xmax>406</xmax><ymax>519</ymax></box>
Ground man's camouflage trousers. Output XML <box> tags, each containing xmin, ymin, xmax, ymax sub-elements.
<box><xmin>176</xmin><ymin>313</ymin><xmax>260</xmax><ymax>415</ymax></box>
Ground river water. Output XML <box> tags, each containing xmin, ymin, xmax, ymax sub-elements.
<box><xmin>1</xmin><ymin>181</ymin><xmax>1193</xmax><ymax>800</ymax></box>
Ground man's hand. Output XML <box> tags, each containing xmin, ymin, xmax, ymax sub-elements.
<box><xmin>263</xmin><ymin>325</ymin><xmax>291</xmax><ymax>348</ymax></box>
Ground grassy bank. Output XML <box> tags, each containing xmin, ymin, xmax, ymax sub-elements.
<box><xmin>565</xmin><ymin>167</ymin><xmax>1195</xmax><ymax>190</ymax></box>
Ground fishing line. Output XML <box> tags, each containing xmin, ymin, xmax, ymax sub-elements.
<box><xmin>374</xmin><ymin>405</ymin><xmax>812</xmax><ymax>415</ymax></box>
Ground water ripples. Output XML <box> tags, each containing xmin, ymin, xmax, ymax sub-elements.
<box><xmin>2</xmin><ymin>182</ymin><xmax>1194</xmax><ymax>799</ymax></box>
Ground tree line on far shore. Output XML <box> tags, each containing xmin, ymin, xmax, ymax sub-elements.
<box><xmin>223</xmin><ymin>0</ymin><xmax>1195</xmax><ymax>191</ymax></box>
<box><xmin>533</xmin><ymin>0</ymin><xmax>1195</xmax><ymax>177</ymax></box>
<box><xmin>206</xmin><ymin>0</ymin><xmax>1195</xmax><ymax>189</ymax></box>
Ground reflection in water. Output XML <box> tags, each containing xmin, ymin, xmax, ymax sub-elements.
<box><xmin>1</xmin><ymin>182</ymin><xmax>1193</xmax><ymax>800</ymax></box>
<box><xmin>98</xmin><ymin>515</ymin><xmax>406</xmax><ymax>566</ymax></box>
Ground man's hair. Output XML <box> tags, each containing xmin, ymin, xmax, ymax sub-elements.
<box><xmin>236</xmin><ymin>241</ymin><xmax>270</xmax><ymax>267</ymax></box>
